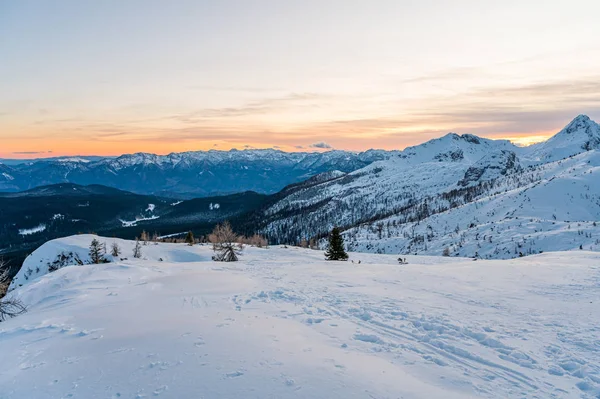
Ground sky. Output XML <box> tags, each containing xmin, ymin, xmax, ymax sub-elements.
<box><xmin>1</xmin><ymin>0</ymin><xmax>600</xmax><ymax>158</ymax></box>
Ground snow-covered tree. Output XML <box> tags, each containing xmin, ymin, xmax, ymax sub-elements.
<box><xmin>133</xmin><ymin>239</ymin><xmax>142</xmax><ymax>259</ymax></box>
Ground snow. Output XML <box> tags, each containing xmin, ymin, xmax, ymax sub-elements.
<box><xmin>209</xmin><ymin>202</ymin><xmax>221</xmax><ymax>210</ymax></box>
<box><xmin>119</xmin><ymin>215</ymin><xmax>160</xmax><ymax>227</ymax></box>
<box><xmin>2</xmin><ymin>172</ymin><xmax>14</xmax><ymax>180</ymax></box>
<box><xmin>157</xmin><ymin>232</ymin><xmax>187</xmax><ymax>239</ymax></box>
<box><xmin>146</xmin><ymin>203</ymin><xmax>156</xmax><ymax>212</ymax></box>
<box><xmin>343</xmin><ymin>150</ymin><xmax>600</xmax><ymax>258</ymax></box>
<box><xmin>170</xmin><ymin>200</ymin><xmax>183</xmax><ymax>206</ymax></box>
<box><xmin>55</xmin><ymin>157</ymin><xmax>91</xmax><ymax>163</ymax></box>
<box><xmin>2</xmin><ymin>235</ymin><xmax>599</xmax><ymax>398</ymax></box>
<box><xmin>18</xmin><ymin>224</ymin><xmax>46</xmax><ymax>236</ymax></box>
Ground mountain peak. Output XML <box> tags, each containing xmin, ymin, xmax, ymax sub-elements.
<box><xmin>562</xmin><ymin>114</ymin><xmax>594</xmax><ymax>134</ymax></box>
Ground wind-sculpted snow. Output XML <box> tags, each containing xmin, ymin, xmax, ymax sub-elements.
<box><xmin>1</xmin><ymin>235</ymin><xmax>599</xmax><ymax>398</ymax></box>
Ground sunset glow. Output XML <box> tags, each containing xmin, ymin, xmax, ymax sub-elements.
<box><xmin>1</xmin><ymin>0</ymin><xmax>600</xmax><ymax>158</ymax></box>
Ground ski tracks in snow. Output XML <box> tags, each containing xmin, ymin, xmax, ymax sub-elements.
<box><xmin>235</xmin><ymin>257</ymin><xmax>600</xmax><ymax>398</ymax></box>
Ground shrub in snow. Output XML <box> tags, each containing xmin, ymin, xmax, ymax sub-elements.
<box><xmin>48</xmin><ymin>251</ymin><xmax>83</xmax><ymax>272</ymax></box>
<box><xmin>0</xmin><ymin>262</ymin><xmax>26</xmax><ymax>322</ymax></box>
<box><xmin>325</xmin><ymin>227</ymin><xmax>348</xmax><ymax>261</ymax></box>
<box><xmin>209</xmin><ymin>221</ymin><xmax>242</xmax><ymax>262</ymax></box>
<box><xmin>111</xmin><ymin>242</ymin><xmax>121</xmax><ymax>257</ymax></box>
<box><xmin>248</xmin><ymin>234</ymin><xmax>268</xmax><ymax>248</ymax></box>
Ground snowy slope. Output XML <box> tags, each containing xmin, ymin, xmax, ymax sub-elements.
<box><xmin>258</xmin><ymin>116</ymin><xmax>600</xmax><ymax>259</ymax></box>
<box><xmin>1</xmin><ymin>235</ymin><xmax>599</xmax><ymax>398</ymax></box>
<box><xmin>344</xmin><ymin>150</ymin><xmax>600</xmax><ymax>258</ymax></box>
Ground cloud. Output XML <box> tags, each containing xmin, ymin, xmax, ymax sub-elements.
<box><xmin>309</xmin><ymin>142</ymin><xmax>332</xmax><ymax>149</ymax></box>
<box><xmin>169</xmin><ymin>92</ymin><xmax>330</xmax><ymax>121</ymax></box>
<box><xmin>294</xmin><ymin>145</ymin><xmax>304</xmax><ymax>149</ymax></box>
<box><xmin>12</xmin><ymin>151</ymin><xmax>52</xmax><ymax>155</ymax></box>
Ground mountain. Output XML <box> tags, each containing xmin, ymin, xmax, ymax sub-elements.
<box><xmin>524</xmin><ymin>114</ymin><xmax>600</xmax><ymax>163</ymax></box>
<box><xmin>0</xmin><ymin>149</ymin><xmax>398</xmax><ymax>197</ymax></box>
<box><xmin>248</xmin><ymin>115</ymin><xmax>600</xmax><ymax>259</ymax></box>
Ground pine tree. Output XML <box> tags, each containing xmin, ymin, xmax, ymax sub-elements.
<box><xmin>185</xmin><ymin>231</ymin><xmax>195</xmax><ymax>246</ymax></box>
<box><xmin>325</xmin><ymin>227</ymin><xmax>348</xmax><ymax>261</ymax></box>
<box><xmin>89</xmin><ymin>238</ymin><xmax>106</xmax><ymax>264</ymax></box>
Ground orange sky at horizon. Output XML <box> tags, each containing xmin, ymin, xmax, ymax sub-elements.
<box><xmin>0</xmin><ymin>128</ymin><xmax>556</xmax><ymax>159</ymax></box>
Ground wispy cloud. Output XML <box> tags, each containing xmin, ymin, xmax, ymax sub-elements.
<box><xmin>310</xmin><ymin>142</ymin><xmax>332</xmax><ymax>149</ymax></box>
<box><xmin>12</xmin><ymin>151</ymin><xmax>52</xmax><ymax>155</ymax></box>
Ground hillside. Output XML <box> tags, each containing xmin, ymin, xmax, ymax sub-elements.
<box><xmin>255</xmin><ymin>115</ymin><xmax>600</xmax><ymax>258</ymax></box>
<box><xmin>2</xmin><ymin>235</ymin><xmax>599</xmax><ymax>398</ymax></box>
<box><xmin>0</xmin><ymin>184</ymin><xmax>267</xmax><ymax>275</ymax></box>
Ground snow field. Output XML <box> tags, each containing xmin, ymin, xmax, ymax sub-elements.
<box><xmin>1</xmin><ymin>235</ymin><xmax>599</xmax><ymax>398</ymax></box>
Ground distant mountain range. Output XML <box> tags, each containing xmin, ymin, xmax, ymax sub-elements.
<box><xmin>2</xmin><ymin>115</ymin><xmax>600</xmax><ymax>273</ymax></box>
<box><xmin>0</xmin><ymin>149</ymin><xmax>396</xmax><ymax>198</ymax></box>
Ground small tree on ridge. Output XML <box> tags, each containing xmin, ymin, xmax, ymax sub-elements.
<box><xmin>325</xmin><ymin>227</ymin><xmax>348</xmax><ymax>261</ymax></box>
<box><xmin>89</xmin><ymin>238</ymin><xmax>106</xmax><ymax>264</ymax></box>
<box><xmin>209</xmin><ymin>221</ymin><xmax>242</xmax><ymax>262</ymax></box>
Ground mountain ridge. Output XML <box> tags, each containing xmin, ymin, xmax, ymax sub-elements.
<box><xmin>246</xmin><ymin>115</ymin><xmax>600</xmax><ymax>259</ymax></box>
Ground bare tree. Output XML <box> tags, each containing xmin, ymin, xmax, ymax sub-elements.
<box><xmin>0</xmin><ymin>260</ymin><xmax>27</xmax><ymax>322</ymax></box>
<box><xmin>249</xmin><ymin>234</ymin><xmax>268</xmax><ymax>248</ymax></box>
<box><xmin>140</xmin><ymin>230</ymin><xmax>149</xmax><ymax>245</ymax></box>
<box><xmin>209</xmin><ymin>221</ymin><xmax>242</xmax><ymax>262</ymax></box>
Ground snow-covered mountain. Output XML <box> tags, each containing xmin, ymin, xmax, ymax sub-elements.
<box><xmin>1</xmin><ymin>149</ymin><xmax>397</xmax><ymax>197</ymax></box>
<box><xmin>255</xmin><ymin>115</ymin><xmax>600</xmax><ymax>259</ymax></box>
<box><xmin>524</xmin><ymin>114</ymin><xmax>600</xmax><ymax>163</ymax></box>
<box><xmin>3</xmin><ymin>235</ymin><xmax>599</xmax><ymax>398</ymax></box>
